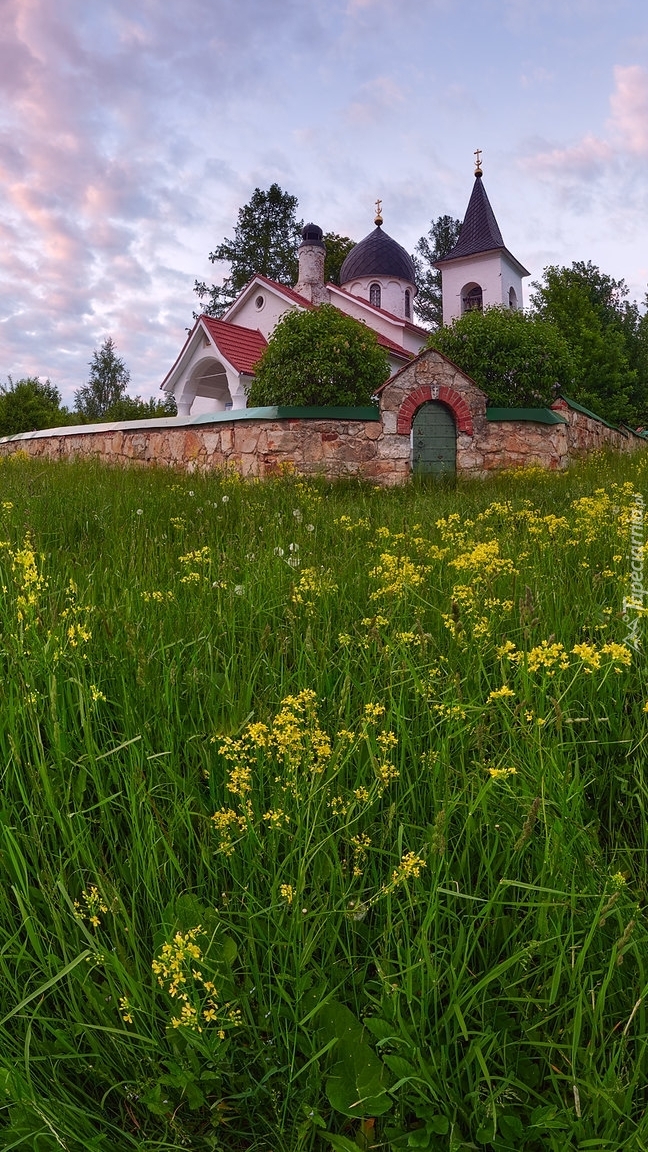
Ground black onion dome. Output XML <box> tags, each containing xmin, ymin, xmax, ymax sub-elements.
<box><xmin>340</xmin><ymin>225</ymin><xmax>416</xmax><ymax>285</ymax></box>
<box><xmin>300</xmin><ymin>223</ymin><xmax>325</xmax><ymax>248</ymax></box>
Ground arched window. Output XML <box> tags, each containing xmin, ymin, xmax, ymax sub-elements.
<box><xmin>404</xmin><ymin>289</ymin><xmax>411</xmax><ymax>318</ymax></box>
<box><xmin>508</xmin><ymin>286</ymin><xmax>518</xmax><ymax>311</ymax></box>
<box><xmin>369</xmin><ymin>282</ymin><xmax>381</xmax><ymax>308</ymax></box>
<box><xmin>461</xmin><ymin>284</ymin><xmax>483</xmax><ymax>314</ymax></box>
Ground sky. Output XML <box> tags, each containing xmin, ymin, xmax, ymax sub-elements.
<box><xmin>0</xmin><ymin>0</ymin><xmax>647</xmax><ymax>407</ymax></box>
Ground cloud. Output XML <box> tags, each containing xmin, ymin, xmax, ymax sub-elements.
<box><xmin>519</xmin><ymin>66</ymin><xmax>554</xmax><ymax>89</ymax></box>
<box><xmin>526</xmin><ymin>132</ymin><xmax>614</xmax><ymax>178</ymax></box>
<box><xmin>0</xmin><ymin>0</ymin><xmax>324</xmax><ymax>402</ymax></box>
<box><xmin>608</xmin><ymin>64</ymin><xmax>648</xmax><ymax>156</ymax></box>
<box><xmin>525</xmin><ymin>65</ymin><xmax>648</xmax><ymax>177</ymax></box>
<box><xmin>345</xmin><ymin>75</ymin><xmax>405</xmax><ymax>124</ymax></box>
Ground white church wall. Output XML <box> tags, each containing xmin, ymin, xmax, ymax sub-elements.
<box><xmin>328</xmin><ymin>286</ymin><xmax>420</xmax><ymax>352</ymax></box>
<box><xmin>175</xmin><ymin>352</ymin><xmax>232</xmax><ymax>416</ymax></box>
<box><xmin>400</xmin><ymin>326</ymin><xmax>428</xmax><ymax>355</ymax></box>
<box><xmin>340</xmin><ymin>276</ymin><xmax>417</xmax><ymax>322</ymax></box>
<box><xmin>440</xmin><ymin>253</ymin><xmax>524</xmax><ymax>326</ymax></box>
<box><xmin>228</xmin><ymin>288</ymin><xmax>305</xmax><ymax>338</ymax></box>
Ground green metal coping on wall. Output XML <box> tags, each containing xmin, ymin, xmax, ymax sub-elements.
<box><xmin>0</xmin><ymin>405</ymin><xmax>381</xmax><ymax>443</ymax></box>
<box><xmin>556</xmin><ymin>396</ymin><xmax>622</xmax><ymax>433</ymax></box>
<box><xmin>237</xmin><ymin>405</ymin><xmax>381</xmax><ymax>421</ymax></box>
<box><xmin>486</xmin><ymin>408</ymin><xmax>568</xmax><ymax>425</ymax></box>
<box><xmin>619</xmin><ymin>423</ymin><xmax>643</xmax><ymax>439</ymax></box>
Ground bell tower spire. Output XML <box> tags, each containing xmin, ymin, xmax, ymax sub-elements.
<box><xmin>433</xmin><ymin>158</ymin><xmax>529</xmax><ymax>325</ymax></box>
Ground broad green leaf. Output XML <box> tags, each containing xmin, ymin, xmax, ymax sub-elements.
<box><xmin>324</xmin><ymin>1133</ymin><xmax>362</xmax><ymax>1152</ymax></box>
<box><xmin>363</xmin><ymin>1016</ymin><xmax>395</xmax><ymax>1041</ymax></box>
<box><xmin>383</xmin><ymin>1054</ymin><xmax>417</xmax><ymax>1082</ymax></box>
<box><xmin>428</xmin><ymin>1116</ymin><xmax>450</xmax><ymax>1135</ymax></box>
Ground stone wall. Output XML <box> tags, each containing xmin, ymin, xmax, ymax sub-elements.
<box><xmin>377</xmin><ymin>349</ymin><xmax>570</xmax><ymax>474</ymax></box>
<box><xmin>0</xmin><ymin>413</ymin><xmax>409</xmax><ymax>486</ymax></box>
<box><xmin>477</xmin><ymin>420</ymin><xmax>569</xmax><ymax>472</ymax></box>
<box><xmin>550</xmin><ymin>397</ymin><xmax>640</xmax><ymax>456</ymax></box>
<box><xmin>0</xmin><ymin>351</ymin><xmax>643</xmax><ymax>482</ymax></box>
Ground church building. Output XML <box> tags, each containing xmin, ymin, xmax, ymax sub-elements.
<box><xmin>160</xmin><ymin>161</ymin><xmax>527</xmax><ymax>416</ymax></box>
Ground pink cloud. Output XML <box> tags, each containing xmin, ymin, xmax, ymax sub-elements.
<box><xmin>527</xmin><ymin>65</ymin><xmax>648</xmax><ymax>176</ymax></box>
<box><xmin>345</xmin><ymin>75</ymin><xmax>405</xmax><ymax>124</ymax></box>
<box><xmin>528</xmin><ymin>132</ymin><xmax>614</xmax><ymax>177</ymax></box>
<box><xmin>608</xmin><ymin>64</ymin><xmax>648</xmax><ymax>157</ymax></box>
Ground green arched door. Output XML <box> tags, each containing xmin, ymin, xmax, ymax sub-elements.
<box><xmin>412</xmin><ymin>401</ymin><xmax>457</xmax><ymax>476</ymax></box>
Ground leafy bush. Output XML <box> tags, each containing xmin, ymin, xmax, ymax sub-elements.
<box><xmin>99</xmin><ymin>394</ymin><xmax>178</xmax><ymax>422</ymax></box>
<box><xmin>429</xmin><ymin>306</ymin><xmax>579</xmax><ymax>408</ymax></box>
<box><xmin>0</xmin><ymin>376</ymin><xmax>68</xmax><ymax>436</ymax></box>
<box><xmin>247</xmin><ymin>304</ymin><xmax>390</xmax><ymax>407</ymax></box>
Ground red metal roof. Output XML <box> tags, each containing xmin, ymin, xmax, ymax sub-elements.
<box><xmin>200</xmin><ymin>316</ymin><xmax>268</xmax><ymax>374</ymax></box>
<box><xmin>373</xmin><ymin>331</ymin><xmax>413</xmax><ymax>359</ymax></box>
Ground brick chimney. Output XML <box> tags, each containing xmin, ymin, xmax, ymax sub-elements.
<box><xmin>295</xmin><ymin>223</ymin><xmax>329</xmax><ymax>305</ymax></box>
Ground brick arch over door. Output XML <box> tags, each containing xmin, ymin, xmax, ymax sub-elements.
<box><xmin>396</xmin><ymin>386</ymin><xmax>474</xmax><ymax>437</ymax></box>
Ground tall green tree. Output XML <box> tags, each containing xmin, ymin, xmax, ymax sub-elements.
<box><xmin>323</xmin><ymin>232</ymin><xmax>356</xmax><ymax>286</ymax></box>
<box><xmin>194</xmin><ymin>185</ymin><xmax>304</xmax><ymax>318</ymax></box>
<box><xmin>529</xmin><ymin>262</ymin><xmax>640</xmax><ymax>424</ymax></box>
<box><xmin>412</xmin><ymin>214</ymin><xmax>462</xmax><ymax>328</ymax></box>
<box><xmin>0</xmin><ymin>376</ymin><xmax>68</xmax><ymax>436</ymax></box>
<box><xmin>247</xmin><ymin>304</ymin><xmax>390</xmax><ymax>408</ymax></box>
<box><xmin>429</xmin><ymin>306</ymin><xmax>579</xmax><ymax>408</ymax></box>
<box><xmin>74</xmin><ymin>338</ymin><xmax>131</xmax><ymax>421</ymax></box>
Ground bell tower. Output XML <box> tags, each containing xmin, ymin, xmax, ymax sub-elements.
<box><xmin>434</xmin><ymin>154</ymin><xmax>529</xmax><ymax>326</ymax></box>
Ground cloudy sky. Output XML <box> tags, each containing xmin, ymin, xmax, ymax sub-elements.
<box><xmin>1</xmin><ymin>0</ymin><xmax>647</xmax><ymax>406</ymax></box>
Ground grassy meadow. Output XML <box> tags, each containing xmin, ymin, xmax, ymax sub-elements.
<box><xmin>1</xmin><ymin>451</ymin><xmax>648</xmax><ymax>1151</ymax></box>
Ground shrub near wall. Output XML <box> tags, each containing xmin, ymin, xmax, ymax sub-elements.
<box><xmin>429</xmin><ymin>306</ymin><xmax>579</xmax><ymax>408</ymax></box>
<box><xmin>247</xmin><ymin>303</ymin><xmax>391</xmax><ymax>406</ymax></box>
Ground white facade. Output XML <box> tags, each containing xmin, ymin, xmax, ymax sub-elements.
<box><xmin>328</xmin><ymin>285</ymin><xmax>425</xmax><ymax>356</ymax></box>
<box><xmin>341</xmin><ymin>275</ymin><xmax>417</xmax><ymax>323</ymax></box>
<box><xmin>224</xmin><ymin>281</ymin><xmax>300</xmax><ymax>338</ymax></box>
<box><xmin>440</xmin><ymin>250</ymin><xmax>526</xmax><ymax>327</ymax></box>
<box><xmin>162</xmin><ymin>221</ymin><xmax>429</xmax><ymax>416</ymax></box>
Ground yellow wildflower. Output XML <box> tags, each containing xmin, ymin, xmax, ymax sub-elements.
<box><xmin>350</xmin><ymin>833</ymin><xmax>372</xmax><ymax>877</ymax></box>
<box><xmin>487</xmin><ymin>685</ymin><xmax>515</xmax><ymax>702</ymax></box>
<box><xmin>119</xmin><ymin>996</ymin><xmax>134</xmax><ymax>1024</ymax></box>
<box><xmin>376</xmin><ymin>730</ymin><xmax>397</xmax><ymax>751</ymax></box>
<box><xmin>600</xmin><ymin>642</ymin><xmax>632</xmax><ymax>667</ymax></box>
<box><xmin>369</xmin><ymin>553</ymin><xmax>428</xmax><ymax>599</ymax></box>
<box><xmin>388</xmin><ymin>851</ymin><xmax>426</xmax><ymax>887</ymax></box>
<box><xmin>263</xmin><ymin>809</ymin><xmax>289</xmax><ymax>829</ymax></box>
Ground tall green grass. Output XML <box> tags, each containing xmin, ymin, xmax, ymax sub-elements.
<box><xmin>0</xmin><ymin>452</ymin><xmax>647</xmax><ymax>1150</ymax></box>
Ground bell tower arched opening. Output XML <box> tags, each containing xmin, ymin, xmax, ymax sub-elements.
<box><xmin>461</xmin><ymin>283</ymin><xmax>483</xmax><ymax>314</ymax></box>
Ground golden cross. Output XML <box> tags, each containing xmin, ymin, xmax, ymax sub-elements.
<box><xmin>474</xmin><ymin>148</ymin><xmax>482</xmax><ymax>172</ymax></box>
<box><xmin>374</xmin><ymin>198</ymin><xmax>383</xmax><ymax>223</ymax></box>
